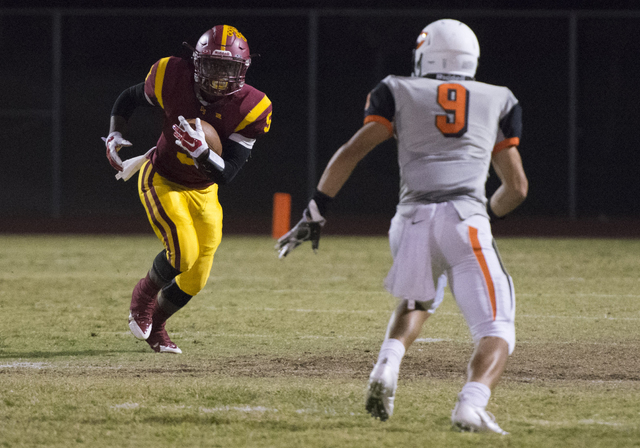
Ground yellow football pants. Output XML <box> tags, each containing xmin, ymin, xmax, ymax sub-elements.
<box><xmin>138</xmin><ymin>161</ymin><xmax>222</xmax><ymax>296</ymax></box>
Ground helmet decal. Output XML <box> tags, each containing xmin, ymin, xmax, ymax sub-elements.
<box><xmin>416</xmin><ymin>32</ymin><xmax>427</xmax><ymax>50</ymax></box>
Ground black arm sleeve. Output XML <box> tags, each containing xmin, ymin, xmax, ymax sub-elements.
<box><xmin>195</xmin><ymin>139</ymin><xmax>252</xmax><ymax>185</ymax></box>
<box><xmin>310</xmin><ymin>189</ymin><xmax>334</xmax><ymax>217</ymax></box>
<box><xmin>110</xmin><ymin>82</ymin><xmax>154</xmax><ymax>120</ymax></box>
<box><xmin>364</xmin><ymin>81</ymin><xmax>395</xmax><ymax>122</ymax></box>
<box><xmin>499</xmin><ymin>102</ymin><xmax>523</xmax><ymax>141</ymax></box>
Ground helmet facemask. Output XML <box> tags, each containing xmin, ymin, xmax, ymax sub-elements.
<box><xmin>193</xmin><ymin>51</ymin><xmax>250</xmax><ymax>97</ymax></box>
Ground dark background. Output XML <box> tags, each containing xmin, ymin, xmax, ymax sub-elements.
<box><xmin>1</xmin><ymin>1</ymin><xmax>639</xmax><ymax>235</ymax></box>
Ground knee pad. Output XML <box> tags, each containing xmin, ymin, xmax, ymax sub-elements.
<box><xmin>150</xmin><ymin>250</ymin><xmax>181</xmax><ymax>287</ymax></box>
<box><xmin>470</xmin><ymin>320</ymin><xmax>516</xmax><ymax>355</ymax></box>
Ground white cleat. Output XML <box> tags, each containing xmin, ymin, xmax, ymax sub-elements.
<box><xmin>128</xmin><ymin>311</ymin><xmax>152</xmax><ymax>340</ymax></box>
<box><xmin>146</xmin><ymin>326</ymin><xmax>182</xmax><ymax>354</ymax></box>
<box><xmin>451</xmin><ymin>400</ymin><xmax>508</xmax><ymax>435</ymax></box>
<box><xmin>149</xmin><ymin>340</ymin><xmax>182</xmax><ymax>354</ymax></box>
<box><xmin>365</xmin><ymin>360</ymin><xmax>398</xmax><ymax>421</ymax></box>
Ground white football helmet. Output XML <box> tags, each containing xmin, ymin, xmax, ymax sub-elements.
<box><xmin>412</xmin><ymin>19</ymin><xmax>480</xmax><ymax>78</ymax></box>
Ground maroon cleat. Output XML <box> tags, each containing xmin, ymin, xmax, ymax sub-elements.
<box><xmin>146</xmin><ymin>324</ymin><xmax>182</xmax><ymax>354</ymax></box>
<box><xmin>128</xmin><ymin>274</ymin><xmax>159</xmax><ymax>340</ymax></box>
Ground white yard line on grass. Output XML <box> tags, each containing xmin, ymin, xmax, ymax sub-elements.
<box><xmin>205</xmin><ymin>332</ymin><xmax>371</xmax><ymax>340</ymax></box>
<box><xmin>415</xmin><ymin>338</ymin><xmax>451</xmax><ymax>343</ymax></box>
<box><xmin>0</xmin><ymin>362</ymin><xmax>50</xmax><ymax>369</ymax></box>
<box><xmin>109</xmin><ymin>403</ymin><xmax>277</xmax><ymax>413</ymax></box>
<box><xmin>201</xmin><ymin>406</ymin><xmax>276</xmax><ymax>413</ymax></box>
<box><xmin>111</xmin><ymin>403</ymin><xmax>139</xmax><ymax>410</ymax></box>
<box><xmin>522</xmin><ymin>418</ymin><xmax>625</xmax><ymax>428</ymax></box>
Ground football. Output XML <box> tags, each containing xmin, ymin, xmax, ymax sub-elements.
<box><xmin>187</xmin><ymin>118</ymin><xmax>223</xmax><ymax>156</ymax></box>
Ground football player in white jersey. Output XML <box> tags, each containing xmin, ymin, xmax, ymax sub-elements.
<box><xmin>277</xmin><ymin>19</ymin><xmax>528</xmax><ymax>434</ymax></box>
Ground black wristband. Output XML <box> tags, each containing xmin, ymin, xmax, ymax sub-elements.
<box><xmin>311</xmin><ymin>189</ymin><xmax>334</xmax><ymax>217</ymax></box>
<box><xmin>487</xmin><ymin>201</ymin><xmax>504</xmax><ymax>221</ymax></box>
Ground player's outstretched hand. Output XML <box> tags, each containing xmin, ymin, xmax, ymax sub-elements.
<box><xmin>276</xmin><ymin>199</ymin><xmax>326</xmax><ymax>259</ymax></box>
<box><xmin>102</xmin><ymin>131</ymin><xmax>132</xmax><ymax>172</ymax></box>
<box><xmin>172</xmin><ymin>116</ymin><xmax>208</xmax><ymax>159</ymax></box>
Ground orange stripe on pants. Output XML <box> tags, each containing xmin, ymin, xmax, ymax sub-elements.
<box><xmin>468</xmin><ymin>226</ymin><xmax>497</xmax><ymax>320</ymax></box>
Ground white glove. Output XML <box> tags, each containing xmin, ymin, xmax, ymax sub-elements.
<box><xmin>172</xmin><ymin>115</ymin><xmax>208</xmax><ymax>159</ymax></box>
<box><xmin>102</xmin><ymin>131</ymin><xmax>132</xmax><ymax>172</ymax></box>
<box><xmin>275</xmin><ymin>199</ymin><xmax>326</xmax><ymax>259</ymax></box>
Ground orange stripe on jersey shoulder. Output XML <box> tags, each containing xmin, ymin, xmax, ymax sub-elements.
<box><xmin>493</xmin><ymin>137</ymin><xmax>520</xmax><ymax>154</ymax></box>
<box><xmin>152</xmin><ymin>57</ymin><xmax>171</xmax><ymax>109</ymax></box>
<box><xmin>468</xmin><ymin>226</ymin><xmax>497</xmax><ymax>320</ymax></box>
<box><xmin>364</xmin><ymin>115</ymin><xmax>393</xmax><ymax>136</ymax></box>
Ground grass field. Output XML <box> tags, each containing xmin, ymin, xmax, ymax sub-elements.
<box><xmin>1</xmin><ymin>234</ymin><xmax>640</xmax><ymax>447</ymax></box>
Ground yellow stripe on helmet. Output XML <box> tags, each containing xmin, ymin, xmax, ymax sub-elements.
<box><xmin>221</xmin><ymin>25</ymin><xmax>230</xmax><ymax>48</ymax></box>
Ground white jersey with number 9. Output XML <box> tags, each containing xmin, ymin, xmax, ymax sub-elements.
<box><xmin>365</xmin><ymin>75</ymin><xmax>522</xmax><ymax>220</ymax></box>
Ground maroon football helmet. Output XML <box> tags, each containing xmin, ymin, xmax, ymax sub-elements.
<box><xmin>193</xmin><ymin>25</ymin><xmax>251</xmax><ymax>97</ymax></box>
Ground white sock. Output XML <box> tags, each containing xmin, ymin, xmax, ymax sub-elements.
<box><xmin>459</xmin><ymin>382</ymin><xmax>491</xmax><ymax>408</ymax></box>
<box><xmin>376</xmin><ymin>338</ymin><xmax>406</xmax><ymax>373</ymax></box>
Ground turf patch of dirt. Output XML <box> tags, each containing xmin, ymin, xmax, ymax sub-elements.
<box><xmin>3</xmin><ymin>342</ymin><xmax>639</xmax><ymax>383</ymax></box>
<box><xmin>202</xmin><ymin>342</ymin><xmax>640</xmax><ymax>383</ymax></box>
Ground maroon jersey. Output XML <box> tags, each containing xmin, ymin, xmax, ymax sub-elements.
<box><xmin>144</xmin><ymin>56</ymin><xmax>272</xmax><ymax>188</ymax></box>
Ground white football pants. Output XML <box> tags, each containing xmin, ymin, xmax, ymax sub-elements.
<box><xmin>385</xmin><ymin>201</ymin><xmax>516</xmax><ymax>353</ymax></box>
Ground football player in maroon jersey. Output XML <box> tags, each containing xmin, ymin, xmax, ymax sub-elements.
<box><xmin>104</xmin><ymin>25</ymin><xmax>272</xmax><ymax>353</ymax></box>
